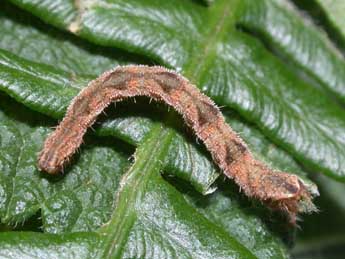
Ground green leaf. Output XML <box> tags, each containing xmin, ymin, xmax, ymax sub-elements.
<box><xmin>0</xmin><ymin>11</ymin><xmax>298</xmax><ymax>254</ymax></box>
<box><xmin>237</xmin><ymin>0</ymin><xmax>345</xmax><ymax>102</ymax></box>
<box><xmin>6</xmin><ymin>0</ymin><xmax>345</xmax><ymax>182</ymax></box>
<box><xmin>0</xmin><ymin>0</ymin><xmax>343</xmax><ymax>258</ymax></box>
<box><xmin>0</xmin><ymin>2</ymin><xmax>151</xmax><ymax>76</ymax></box>
<box><xmin>0</xmin><ymin>6</ymin><xmax>295</xmax><ymax>255</ymax></box>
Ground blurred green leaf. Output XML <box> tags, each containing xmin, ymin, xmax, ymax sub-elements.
<box><xmin>314</xmin><ymin>0</ymin><xmax>345</xmax><ymax>42</ymax></box>
<box><xmin>292</xmin><ymin>174</ymin><xmax>345</xmax><ymax>259</ymax></box>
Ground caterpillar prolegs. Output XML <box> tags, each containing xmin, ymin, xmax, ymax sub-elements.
<box><xmin>38</xmin><ymin>65</ymin><xmax>314</xmax><ymax>222</ymax></box>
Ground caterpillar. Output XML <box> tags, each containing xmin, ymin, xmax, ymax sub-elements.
<box><xmin>38</xmin><ymin>65</ymin><xmax>313</xmax><ymax>222</ymax></box>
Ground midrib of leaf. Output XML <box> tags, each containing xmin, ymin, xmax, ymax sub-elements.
<box><xmin>99</xmin><ymin>124</ymin><xmax>174</xmax><ymax>258</ymax></box>
<box><xmin>184</xmin><ymin>0</ymin><xmax>239</xmax><ymax>79</ymax></box>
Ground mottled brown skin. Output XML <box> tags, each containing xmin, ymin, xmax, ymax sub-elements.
<box><xmin>38</xmin><ymin>65</ymin><xmax>312</xmax><ymax>222</ymax></box>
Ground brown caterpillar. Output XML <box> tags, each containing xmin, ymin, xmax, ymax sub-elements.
<box><xmin>38</xmin><ymin>65</ymin><xmax>312</xmax><ymax>222</ymax></box>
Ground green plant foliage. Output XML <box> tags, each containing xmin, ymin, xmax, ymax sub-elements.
<box><xmin>314</xmin><ymin>0</ymin><xmax>345</xmax><ymax>41</ymax></box>
<box><xmin>0</xmin><ymin>0</ymin><xmax>344</xmax><ymax>258</ymax></box>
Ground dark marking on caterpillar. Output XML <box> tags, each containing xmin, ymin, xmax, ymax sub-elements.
<box><xmin>103</xmin><ymin>70</ymin><xmax>133</xmax><ymax>89</ymax></box>
<box><xmin>284</xmin><ymin>182</ymin><xmax>299</xmax><ymax>195</ymax></box>
<box><xmin>234</xmin><ymin>140</ymin><xmax>246</xmax><ymax>154</ymax></box>
<box><xmin>267</xmin><ymin>174</ymin><xmax>299</xmax><ymax>195</ymax></box>
<box><xmin>196</xmin><ymin>100</ymin><xmax>219</xmax><ymax>126</ymax></box>
<box><xmin>153</xmin><ymin>71</ymin><xmax>181</xmax><ymax>93</ymax></box>
<box><xmin>71</xmin><ymin>97</ymin><xmax>92</xmax><ymax>116</ymax></box>
<box><xmin>224</xmin><ymin>140</ymin><xmax>247</xmax><ymax>164</ymax></box>
<box><xmin>225</xmin><ymin>146</ymin><xmax>234</xmax><ymax>164</ymax></box>
<box><xmin>37</xmin><ymin>65</ymin><xmax>313</xmax><ymax>223</ymax></box>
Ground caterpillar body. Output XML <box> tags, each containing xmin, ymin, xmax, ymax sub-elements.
<box><xmin>38</xmin><ymin>65</ymin><xmax>313</xmax><ymax>222</ymax></box>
